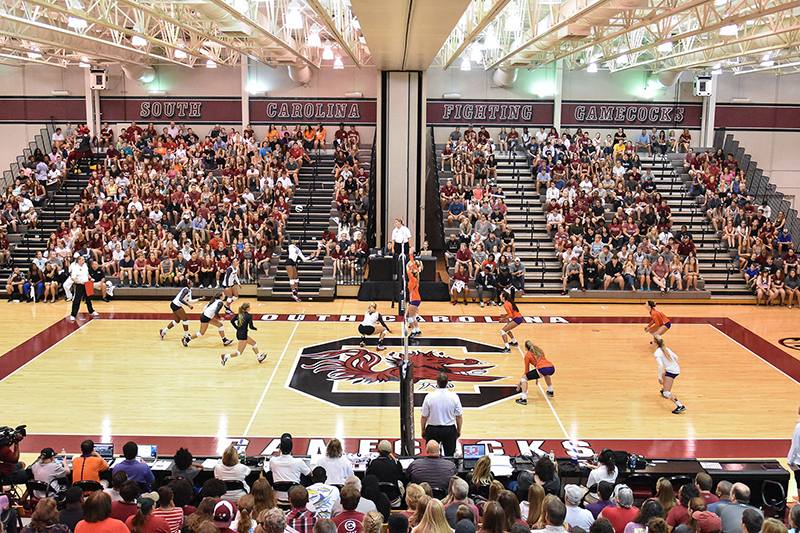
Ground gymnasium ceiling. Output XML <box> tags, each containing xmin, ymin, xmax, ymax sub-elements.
<box><xmin>0</xmin><ymin>0</ymin><xmax>799</xmax><ymax>76</ymax></box>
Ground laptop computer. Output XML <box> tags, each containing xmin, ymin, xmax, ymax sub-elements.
<box><xmin>94</xmin><ymin>443</ymin><xmax>114</xmax><ymax>459</ymax></box>
<box><xmin>137</xmin><ymin>444</ymin><xmax>158</xmax><ymax>462</ymax></box>
<box><xmin>462</xmin><ymin>443</ymin><xmax>486</xmax><ymax>469</ymax></box>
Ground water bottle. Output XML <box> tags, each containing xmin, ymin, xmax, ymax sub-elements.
<box><xmin>549</xmin><ymin>449</ymin><xmax>555</xmax><ymax>462</ymax></box>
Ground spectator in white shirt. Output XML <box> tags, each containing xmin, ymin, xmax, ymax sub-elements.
<box><xmin>264</xmin><ymin>434</ymin><xmax>311</xmax><ymax>504</ymax></box>
<box><xmin>316</xmin><ymin>439</ymin><xmax>354</xmax><ymax>486</ymax></box>
<box><xmin>586</xmin><ymin>449</ymin><xmax>618</xmax><ymax>489</ymax></box>
<box><xmin>564</xmin><ymin>485</ymin><xmax>594</xmax><ymax>531</ymax></box>
<box><xmin>214</xmin><ymin>446</ymin><xmax>251</xmax><ymax>502</ymax></box>
<box><xmin>787</xmin><ymin>405</ymin><xmax>800</xmax><ymax>502</ymax></box>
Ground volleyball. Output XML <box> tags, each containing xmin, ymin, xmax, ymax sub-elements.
<box><xmin>295</xmin><ymin>205</ymin><xmax>304</xmax><ymax>213</ymax></box>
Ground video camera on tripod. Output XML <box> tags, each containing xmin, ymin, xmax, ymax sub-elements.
<box><xmin>0</xmin><ymin>425</ymin><xmax>26</xmax><ymax>447</ymax></box>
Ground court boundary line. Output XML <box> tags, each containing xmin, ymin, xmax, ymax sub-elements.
<box><xmin>242</xmin><ymin>308</ymin><xmax>305</xmax><ymax>437</ymax></box>
<box><xmin>0</xmin><ymin>318</ymin><xmax>91</xmax><ymax>383</ymax></box>
<box><xmin>513</xmin><ymin>343</ymin><xmax>572</xmax><ymax>441</ymax></box>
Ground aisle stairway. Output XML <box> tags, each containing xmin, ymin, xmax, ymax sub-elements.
<box><xmin>436</xmin><ymin>146</ymin><xmax>751</xmax><ymax>300</ymax></box>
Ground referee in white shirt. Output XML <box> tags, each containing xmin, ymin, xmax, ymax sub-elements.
<box><xmin>390</xmin><ymin>218</ymin><xmax>412</xmax><ymax>258</ymax></box>
<box><xmin>420</xmin><ymin>372</ymin><xmax>463</xmax><ymax>457</ymax></box>
<box><xmin>787</xmin><ymin>405</ymin><xmax>800</xmax><ymax>502</ymax></box>
<box><xmin>69</xmin><ymin>254</ymin><xmax>98</xmax><ymax>321</ymax></box>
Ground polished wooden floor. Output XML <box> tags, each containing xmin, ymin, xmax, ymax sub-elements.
<box><xmin>1</xmin><ymin>298</ymin><xmax>799</xmax><ymax>467</ymax></box>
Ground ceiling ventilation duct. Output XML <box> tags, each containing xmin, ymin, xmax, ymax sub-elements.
<box><xmin>121</xmin><ymin>64</ymin><xmax>156</xmax><ymax>83</ymax></box>
<box><xmin>493</xmin><ymin>68</ymin><xmax>517</xmax><ymax>87</ymax></box>
<box><xmin>288</xmin><ymin>63</ymin><xmax>312</xmax><ymax>84</ymax></box>
<box><xmin>657</xmin><ymin>70</ymin><xmax>680</xmax><ymax>87</ymax></box>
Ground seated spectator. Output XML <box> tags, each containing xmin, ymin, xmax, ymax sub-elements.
<box><xmin>444</xmin><ymin>478</ymin><xmax>479</xmax><ymax>528</ymax></box>
<box><xmin>307</xmin><ymin>467</ymin><xmax>340</xmax><ymax>519</ymax></box>
<box><xmin>111</xmin><ymin>481</ymin><xmax>140</xmax><ymax>523</ymax></box>
<box><xmin>586</xmin><ymin>449</ymin><xmax>618</xmax><ymax>489</ymax></box>
<box><xmin>72</xmin><ymin>440</ymin><xmax>109</xmax><ymax>485</ymax></box>
<box><xmin>388</xmin><ymin>515</ymin><xmax>409</xmax><ymax>533</ymax></box>
<box><xmin>739</xmin><ymin>509</ymin><xmax>763</xmax><ymax>533</ymax></box>
<box><xmin>564</xmin><ymin>485</ymin><xmax>594</xmax><ymax>531</ymax></box>
<box><xmin>562</xmin><ymin>256</ymin><xmax>584</xmax><ymax>294</ymax></box>
<box><xmin>714</xmin><ymin>483</ymin><xmax>762</xmax><ymax>533</ymax></box>
<box><xmin>286</xmin><ymin>486</ymin><xmax>315</xmax><ymax>533</ymax></box>
<box><xmin>604</xmin><ymin>255</ymin><xmax>624</xmax><ymax>290</ymax></box>
<box><xmin>586</xmin><ymin>481</ymin><xmax>614</xmax><ymax>519</ymax></box>
<box><xmin>362</xmin><ymin>511</ymin><xmax>383</xmax><ymax>533</ymax></box>
<box><xmin>113</xmin><ymin>442</ymin><xmax>155</xmax><ymax>492</ymax></box>
<box><xmin>60</xmin><ymin>487</ymin><xmax>85</xmax><ymax>533</ymax></box>
<box><xmin>405</xmin><ymin>441</ymin><xmax>458</xmax><ymax>493</ymax></box>
<box><xmin>264</xmin><ymin>434</ymin><xmax>311</xmax><ymax>504</ymax></box>
<box><xmin>331</xmin><ymin>477</ymin><xmax>376</xmax><ymax>516</ymax></box>
<box><xmin>151</xmin><ymin>487</ymin><xmax>183</xmax><ymax>533</ymax></box>
<box><xmin>599</xmin><ymin>485</ymin><xmax>638</xmax><ymax>533</ymax></box>
<box><xmin>331</xmin><ymin>486</ymin><xmax>364</xmax><ymax>533</ymax></box>
<box><xmin>21</xmin><ymin>498</ymin><xmax>71</xmax><ymax>533</ymax></box>
<box><xmin>30</xmin><ymin>447</ymin><xmax>70</xmax><ymax>500</ymax></box>
<box><xmin>215</xmin><ymin>446</ymin><xmax>250</xmax><ymax>502</ymax></box>
<box><xmin>75</xmin><ymin>491</ymin><xmax>129</xmax><ymax>533</ymax></box>
<box><xmin>531</xmin><ymin>498</ymin><xmax>567</xmax><ymax>533</ymax></box>
<box><xmin>171</xmin><ymin>448</ymin><xmax>202</xmax><ymax>484</ymax></box>
<box><xmin>125</xmin><ymin>492</ymin><xmax>169</xmax><ymax>533</ymax></box>
<box><xmin>450</xmin><ymin>265</ymin><xmax>469</xmax><ymax>305</ymax></box>
<box><xmin>623</xmin><ymin>500</ymin><xmax>663</xmax><ymax>533</ymax></box>
<box><xmin>317</xmin><ymin>439</ymin><xmax>354</xmax><ymax>487</ymax></box>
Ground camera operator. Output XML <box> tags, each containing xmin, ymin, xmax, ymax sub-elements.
<box><xmin>0</xmin><ymin>426</ymin><xmax>28</xmax><ymax>485</ymax></box>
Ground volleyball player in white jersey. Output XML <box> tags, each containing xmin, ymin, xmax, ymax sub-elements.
<box><xmin>654</xmin><ymin>337</ymin><xmax>686</xmax><ymax>414</ymax></box>
<box><xmin>358</xmin><ymin>302</ymin><xmax>392</xmax><ymax>351</ymax></box>
<box><xmin>160</xmin><ymin>279</ymin><xmax>199</xmax><ymax>342</ymax></box>
<box><xmin>285</xmin><ymin>236</ymin><xmax>309</xmax><ymax>302</ymax></box>
<box><xmin>183</xmin><ymin>292</ymin><xmax>233</xmax><ymax>347</ymax></box>
<box><xmin>222</xmin><ymin>258</ymin><xmax>241</xmax><ymax>314</ymax></box>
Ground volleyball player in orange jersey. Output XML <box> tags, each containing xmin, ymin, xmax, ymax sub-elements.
<box><xmin>644</xmin><ymin>300</ymin><xmax>671</xmax><ymax>343</ymax></box>
<box><xmin>499</xmin><ymin>291</ymin><xmax>523</xmax><ymax>353</ymax></box>
<box><xmin>516</xmin><ymin>341</ymin><xmax>556</xmax><ymax>405</ymax></box>
<box><xmin>406</xmin><ymin>252</ymin><xmax>423</xmax><ymax>338</ymax></box>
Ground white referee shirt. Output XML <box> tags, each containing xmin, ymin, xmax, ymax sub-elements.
<box><xmin>391</xmin><ymin>225</ymin><xmax>412</xmax><ymax>245</ymax></box>
<box><xmin>421</xmin><ymin>387</ymin><xmax>463</xmax><ymax>426</ymax></box>
<box><xmin>69</xmin><ymin>262</ymin><xmax>90</xmax><ymax>283</ymax></box>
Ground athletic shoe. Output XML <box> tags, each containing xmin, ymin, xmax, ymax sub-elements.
<box><xmin>160</xmin><ymin>329</ymin><xmax>166</xmax><ymax>340</ymax></box>
<box><xmin>91</xmin><ymin>311</ymin><xmax>100</xmax><ymax>317</ymax></box>
<box><xmin>223</xmin><ymin>339</ymin><xmax>234</xmax><ymax>347</ymax></box>
<box><xmin>257</xmin><ymin>353</ymin><xmax>268</xmax><ymax>363</ymax></box>
<box><xmin>221</xmin><ymin>353</ymin><xmax>229</xmax><ymax>366</ymax></box>
<box><xmin>225</xmin><ymin>306</ymin><xmax>233</xmax><ymax>314</ymax></box>
<box><xmin>377</xmin><ymin>344</ymin><xmax>386</xmax><ymax>351</ymax></box>
<box><xmin>672</xmin><ymin>405</ymin><xmax>686</xmax><ymax>414</ymax></box>
<box><xmin>501</xmin><ymin>347</ymin><xmax>511</xmax><ymax>353</ymax></box>
<box><xmin>359</xmin><ymin>340</ymin><xmax>365</xmax><ymax>347</ymax></box>
<box><xmin>182</xmin><ymin>336</ymin><xmax>190</xmax><ymax>347</ymax></box>
<box><xmin>515</xmin><ymin>398</ymin><xmax>527</xmax><ymax>405</ymax></box>
<box><xmin>68</xmin><ymin>315</ymin><xmax>75</xmax><ymax>322</ymax></box>
<box><xmin>547</xmin><ymin>390</ymin><xmax>554</xmax><ymax>398</ymax></box>
<box><xmin>292</xmin><ymin>294</ymin><xmax>301</xmax><ymax>302</ymax></box>
<box><xmin>480</xmin><ymin>302</ymin><xmax>485</xmax><ymax>307</ymax></box>
<box><xmin>509</xmin><ymin>341</ymin><xmax>518</xmax><ymax>346</ymax></box>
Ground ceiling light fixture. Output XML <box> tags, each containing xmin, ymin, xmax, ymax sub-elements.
<box><xmin>27</xmin><ymin>51</ymin><xmax>42</xmax><ymax>59</ymax></box>
<box><xmin>206</xmin><ymin>59</ymin><xmax>217</xmax><ymax>68</ymax></box>
<box><xmin>484</xmin><ymin>27</ymin><xmax>499</xmax><ymax>49</ymax></box>
<box><xmin>307</xmin><ymin>30</ymin><xmax>321</xmax><ymax>47</ymax></box>
<box><xmin>587</xmin><ymin>62</ymin><xmax>598</xmax><ymax>73</ymax></box>
<box><xmin>470</xmin><ymin>46</ymin><xmax>482</xmax><ymax>62</ymax></box>
<box><xmin>713</xmin><ymin>62</ymin><xmax>722</xmax><ymax>70</ymax></box>
<box><xmin>712</xmin><ymin>67</ymin><xmax>722</xmax><ymax>75</ymax></box>
<box><xmin>322</xmin><ymin>45</ymin><xmax>334</xmax><ymax>60</ymax></box>
<box><xmin>618</xmin><ymin>54</ymin><xmax>629</xmax><ymax>64</ymax></box>
<box><xmin>80</xmin><ymin>55</ymin><xmax>89</xmax><ymax>62</ymax></box>
<box><xmin>720</xmin><ymin>24</ymin><xmax>738</xmax><ymax>36</ymax></box>
<box><xmin>461</xmin><ymin>57</ymin><xmax>471</xmax><ymax>71</ymax></box>
<box><xmin>504</xmin><ymin>1</ymin><xmax>521</xmax><ymax>32</ymax></box>
<box><xmin>286</xmin><ymin>7</ymin><xmax>303</xmax><ymax>29</ymax></box>
<box><xmin>352</xmin><ymin>18</ymin><xmax>360</xmax><ymax>30</ymax></box>
<box><xmin>657</xmin><ymin>41</ymin><xmax>673</xmax><ymax>53</ymax></box>
<box><xmin>174</xmin><ymin>49</ymin><xmax>187</xmax><ymax>59</ymax></box>
<box><xmin>67</xmin><ymin>16</ymin><xmax>87</xmax><ymax>29</ymax></box>
<box><xmin>760</xmin><ymin>59</ymin><xmax>774</xmax><ymax>67</ymax></box>
<box><xmin>333</xmin><ymin>56</ymin><xmax>344</xmax><ymax>69</ymax></box>
<box><xmin>79</xmin><ymin>61</ymin><xmax>91</xmax><ymax>68</ymax></box>
<box><xmin>131</xmin><ymin>35</ymin><xmax>147</xmax><ymax>47</ymax></box>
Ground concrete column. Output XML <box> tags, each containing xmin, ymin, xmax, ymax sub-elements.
<box><xmin>553</xmin><ymin>60</ymin><xmax>564</xmax><ymax>131</ymax></box>
<box><xmin>241</xmin><ymin>56</ymin><xmax>249</xmax><ymax>131</ymax></box>
<box><xmin>376</xmin><ymin>71</ymin><xmax>425</xmax><ymax>248</ymax></box>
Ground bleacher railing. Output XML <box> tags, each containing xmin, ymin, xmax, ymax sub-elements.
<box><xmin>366</xmin><ymin>132</ymin><xmax>377</xmax><ymax>249</ymax></box>
<box><xmin>427</xmin><ymin>127</ymin><xmax>445</xmax><ymax>251</ymax></box>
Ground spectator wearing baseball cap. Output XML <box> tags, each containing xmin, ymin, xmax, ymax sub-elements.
<box><xmin>365</xmin><ymin>441</ymin><xmax>403</xmax><ymax>507</ymax></box>
<box><xmin>125</xmin><ymin>492</ymin><xmax>169</xmax><ymax>533</ymax></box>
<box><xmin>692</xmin><ymin>511</ymin><xmax>722</xmax><ymax>533</ymax></box>
<box><xmin>30</xmin><ymin>447</ymin><xmax>70</xmax><ymax>500</ymax></box>
<box><xmin>213</xmin><ymin>500</ymin><xmax>238</xmax><ymax>533</ymax></box>
<box><xmin>263</xmin><ymin>433</ymin><xmax>311</xmax><ymax>505</ymax></box>
<box><xmin>564</xmin><ymin>485</ymin><xmax>594</xmax><ymax>530</ymax></box>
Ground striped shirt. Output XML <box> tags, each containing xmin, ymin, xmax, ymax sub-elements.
<box><xmin>152</xmin><ymin>507</ymin><xmax>184</xmax><ymax>533</ymax></box>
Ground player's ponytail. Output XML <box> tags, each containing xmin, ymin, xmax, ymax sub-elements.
<box><xmin>238</xmin><ymin>302</ymin><xmax>250</xmax><ymax>322</ymax></box>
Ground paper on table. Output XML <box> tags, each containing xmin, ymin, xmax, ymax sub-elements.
<box><xmin>151</xmin><ymin>459</ymin><xmax>173</xmax><ymax>471</ymax></box>
<box><xmin>489</xmin><ymin>455</ymin><xmax>514</xmax><ymax>477</ymax></box>
<box><xmin>700</xmin><ymin>461</ymin><xmax>723</xmax><ymax>470</ymax></box>
<box><xmin>399</xmin><ymin>459</ymin><xmax>414</xmax><ymax>469</ymax></box>
<box><xmin>201</xmin><ymin>458</ymin><xmax>220</xmax><ymax>469</ymax></box>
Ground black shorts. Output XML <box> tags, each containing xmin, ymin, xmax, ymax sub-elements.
<box><xmin>200</xmin><ymin>315</ymin><xmax>212</xmax><ymax>324</ymax></box>
<box><xmin>170</xmin><ymin>302</ymin><xmax>181</xmax><ymax>312</ymax></box>
<box><xmin>284</xmin><ymin>258</ymin><xmax>296</xmax><ymax>268</ymax></box>
<box><xmin>358</xmin><ymin>324</ymin><xmax>375</xmax><ymax>336</ymax></box>
<box><xmin>236</xmin><ymin>329</ymin><xmax>248</xmax><ymax>341</ymax></box>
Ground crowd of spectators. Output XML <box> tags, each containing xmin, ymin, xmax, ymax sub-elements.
<box><xmin>686</xmin><ymin>149</ymin><xmax>798</xmax><ymax>306</ymax></box>
<box><xmin>4</xmin><ymin>120</ymin><xmax>368</xmax><ymax>301</ymax></box>
<box><xmin>3</xmin><ymin>435</ymin><xmax>784</xmax><ymax>533</ymax></box>
<box><xmin>440</xmin><ymin>125</ymin><xmax>713</xmax><ymax>295</ymax></box>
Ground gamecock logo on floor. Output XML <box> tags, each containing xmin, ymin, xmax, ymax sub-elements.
<box><xmin>285</xmin><ymin>337</ymin><xmax>515</xmax><ymax>408</ymax></box>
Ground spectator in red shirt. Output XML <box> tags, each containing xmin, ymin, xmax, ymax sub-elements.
<box><xmin>666</xmin><ymin>483</ymin><xmax>700</xmax><ymax>529</ymax></box>
<box><xmin>599</xmin><ymin>485</ymin><xmax>638</xmax><ymax>533</ymax></box>
<box><xmin>286</xmin><ymin>487</ymin><xmax>315</xmax><ymax>533</ymax></box>
<box><xmin>332</xmin><ymin>486</ymin><xmax>364</xmax><ymax>533</ymax></box>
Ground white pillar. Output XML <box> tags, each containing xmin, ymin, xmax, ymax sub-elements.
<box><xmin>703</xmin><ymin>75</ymin><xmax>718</xmax><ymax>148</ymax></box>
<box><xmin>93</xmin><ymin>88</ymin><xmax>101</xmax><ymax>139</ymax></box>
<box><xmin>553</xmin><ymin>60</ymin><xmax>564</xmax><ymax>131</ymax></box>
<box><xmin>241</xmin><ymin>56</ymin><xmax>249</xmax><ymax>131</ymax></box>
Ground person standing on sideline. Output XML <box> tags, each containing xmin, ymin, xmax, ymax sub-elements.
<box><xmin>390</xmin><ymin>218</ymin><xmax>412</xmax><ymax>305</ymax></box>
<box><xmin>787</xmin><ymin>405</ymin><xmax>800</xmax><ymax>502</ymax></box>
<box><xmin>69</xmin><ymin>254</ymin><xmax>99</xmax><ymax>321</ymax></box>
<box><xmin>420</xmin><ymin>372</ymin><xmax>463</xmax><ymax>457</ymax></box>
<box><xmin>644</xmin><ymin>300</ymin><xmax>671</xmax><ymax>344</ymax></box>
<box><xmin>654</xmin><ymin>338</ymin><xmax>685</xmax><ymax>414</ymax></box>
